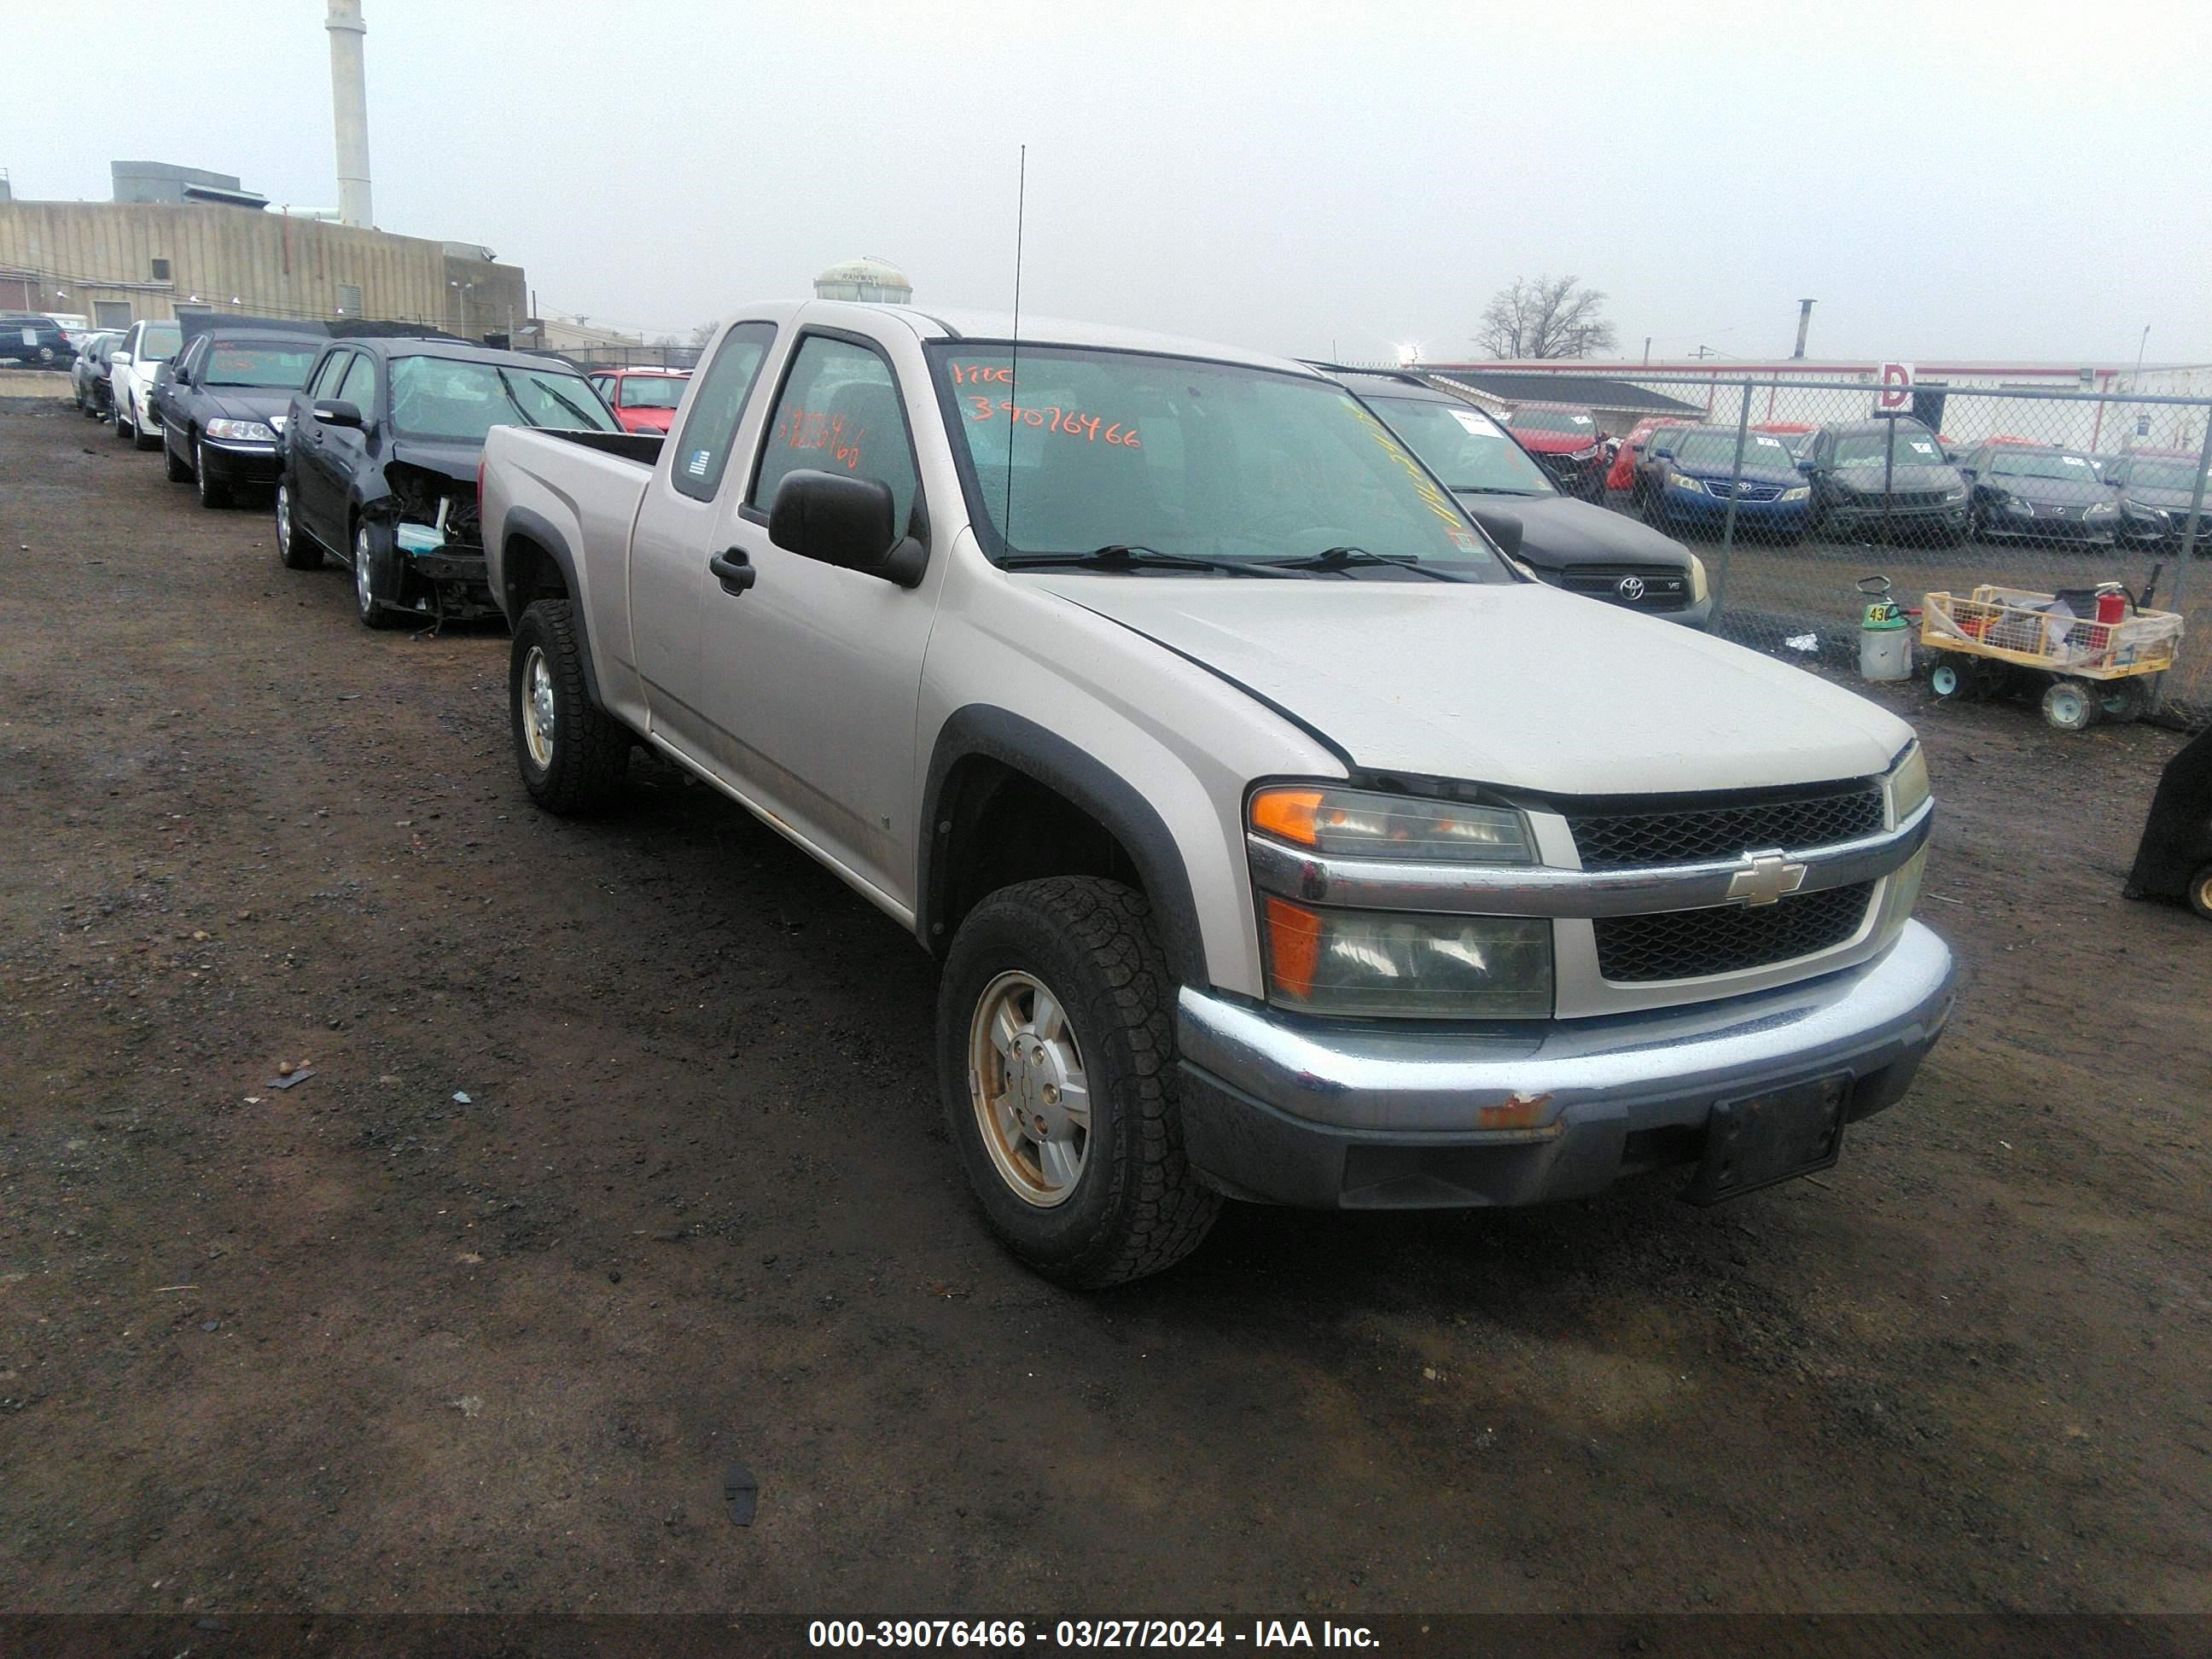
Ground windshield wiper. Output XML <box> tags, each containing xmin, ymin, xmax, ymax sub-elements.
<box><xmin>998</xmin><ymin>544</ymin><xmax>1295</xmax><ymax>578</ymax></box>
<box><xmin>1255</xmin><ymin>545</ymin><xmax>1468</xmax><ymax>582</ymax></box>
<box><xmin>1453</xmin><ymin>485</ymin><xmax>1544</xmax><ymax>497</ymax></box>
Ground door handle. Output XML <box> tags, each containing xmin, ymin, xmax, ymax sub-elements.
<box><xmin>707</xmin><ymin>549</ymin><xmax>756</xmax><ymax>597</ymax></box>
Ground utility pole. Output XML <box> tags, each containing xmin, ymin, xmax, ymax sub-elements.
<box><xmin>2132</xmin><ymin>323</ymin><xmax>2151</xmax><ymax>384</ymax></box>
<box><xmin>1792</xmin><ymin>299</ymin><xmax>1815</xmax><ymax>359</ymax></box>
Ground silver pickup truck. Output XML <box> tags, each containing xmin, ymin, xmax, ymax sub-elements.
<box><xmin>479</xmin><ymin>300</ymin><xmax>1955</xmax><ymax>1286</ymax></box>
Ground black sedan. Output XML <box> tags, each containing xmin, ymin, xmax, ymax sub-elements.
<box><xmin>1328</xmin><ymin>368</ymin><xmax>1711</xmax><ymax>627</ymax></box>
<box><xmin>1800</xmin><ymin>417</ymin><xmax>1970</xmax><ymax>545</ymax></box>
<box><xmin>153</xmin><ymin>329</ymin><xmax>325</xmax><ymax>507</ymax></box>
<box><xmin>0</xmin><ymin>312</ymin><xmax>73</xmax><ymax>368</ymax></box>
<box><xmin>2103</xmin><ymin>451</ymin><xmax>2210</xmax><ymax>549</ymax></box>
<box><xmin>1956</xmin><ymin>442</ymin><xmax>2121</xmax><ymax>545</ymax></box>
<box><xmin>276</xmin><ymin>337</ymin><xmax>620</xmax><ymax>628</ymax></box>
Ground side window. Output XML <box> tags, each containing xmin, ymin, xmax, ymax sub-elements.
<box><xmin>308</xmin><ymin>350</ymin><xmax>351</xmax><ymax>402</ymax></box>
<box><xmin>591</xmin><ymin>375</ymin><xmax>614</xmax><ymax>402</ymax></box>
<box><xmin>335</xmin><ymin>352</ymin><xmax>378</xmax><ymax>415</ymax></box>
<box><xmin>749</xmin><ymin>334</ymin><xmax>921</xmax><ymax>533</ymax></box>
<box><xmin>671</xmin><ymin>322</ymin><xmax>775</xmax><ymax>503</ymax></box>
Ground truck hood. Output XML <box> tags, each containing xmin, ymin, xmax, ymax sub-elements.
<box><xmin>1029</xmin><ymin>575</ymin><xmax>1911</xmax><ymax>796</ymax></box>
<box><xmin>1458</xmin><ymin>492</ymin><xmax>1692</xmax><ymax>573</ymax></box>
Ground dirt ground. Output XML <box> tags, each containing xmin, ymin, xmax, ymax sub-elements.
<box><xmin>3</xmin><ymin>396</ymin><xmax>2210</xmax><ymax>1619</ymax></box>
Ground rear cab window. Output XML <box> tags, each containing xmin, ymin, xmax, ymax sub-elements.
<box><xmin>671</xmin><ymin>323</ymin><xmax>776</xmax><ymax>503</ymax></box>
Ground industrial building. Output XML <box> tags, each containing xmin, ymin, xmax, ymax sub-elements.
<box><xmin>0</xmin><ymin>2</ymin><xmax>525</xmax><ymax>344</ymax></box>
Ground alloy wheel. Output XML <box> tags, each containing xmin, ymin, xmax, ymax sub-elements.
<box><xmin>967</xmin><ymin>969</ymin><xmax>1091</xmax><ymax>1208</ymax></box>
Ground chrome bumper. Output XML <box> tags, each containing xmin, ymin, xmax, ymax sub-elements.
<box><xmin>1173</xmin><ymin>921</ymin><xmax>1956</xmax><ymax>1208</ymax></box>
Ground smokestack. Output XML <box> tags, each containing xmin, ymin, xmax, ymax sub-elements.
<box><xmin>1792</xmin><ymin>298</ymin><xmax>1815</xmax><ymax>360</ymax></box>
<box><xmin>327</xmin><ymin>0</ymin><xmax>374</xmax><ymax>229</ymax></box>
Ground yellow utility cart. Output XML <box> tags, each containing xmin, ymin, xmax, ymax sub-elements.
<box><xmin>1921</xmin><ymin>584</ymin><xmax>2183</xmax><ymax>731</ymax></box>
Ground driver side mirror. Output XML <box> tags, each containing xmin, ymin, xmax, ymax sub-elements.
<box><xmin>313</xmin><ymin>399</ymin><xmax>366</xmax><ymax>430</ymax></box>
<box><xmin>768</xmin><ymin>469</ymin><xmax>926</xmax><ymax>588</ymax></box>
<box><xmin>1464</xmin><ymin>506</ymin><xmax>1523</xmax><ymax>562</ymax></box>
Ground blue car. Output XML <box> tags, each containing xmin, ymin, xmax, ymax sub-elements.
<box><xmin>1643</xmin><ymin>425</ymin><xmax>1813</xmax><ymax>543</ymax></box>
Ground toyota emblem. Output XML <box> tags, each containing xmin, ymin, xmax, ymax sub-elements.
<box><xmin>1615</xmin><ymin>575</ymin><xmax>1647</xmax><ymax>602</ymax></box>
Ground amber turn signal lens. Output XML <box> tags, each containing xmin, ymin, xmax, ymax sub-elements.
<box><xmin>1262</xmin><ymin>896</ymin><xmax>1324</xmax><ymax>1001</ymax></box>
<box><xmin>1249</xmin><ymin>789</ymin><xmax>1324</xmax><ymax>848</ymax></box>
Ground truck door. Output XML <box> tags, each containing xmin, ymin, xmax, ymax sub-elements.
<box><xmin>696</xmin><ymin>328</ymin><xmax>942</xmax><ymax>916</ymax></box>
<box><xmin>626</xmin><ymin>321</ymin><xmax>777</xmax><ymax>765</ymax></box>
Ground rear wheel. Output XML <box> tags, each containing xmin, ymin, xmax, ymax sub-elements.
<box><xmin>274</xmin><ymin>476</ymin><xmax>322</xmax><ymax>569</ymax></box>
<box><xmin>509</xmin><ymin>598</ymin><xmax>630</xmax><ymax>813</ymax></box>
<box><xmin>114</xmin><ymin>398</ymin><xmax>136</xmax><ymax>444</ymax></box>
<box><xmin>2041</xmin><ymin>678</ymin><xmax>2102</xmax><ymax>732</ymax></box>
<box><xmin>2097</xmin><ymin>678</ymin><xmax>2149</xmax><ymax>724</ymax></box>
<box><xmin>2191</xmin><ymin>864</ymin><xmax>2212</xmax><ymax>922</ymax></box>
<box><xmin>939</xmin><ymin>876</ymin><xmax>1220</xmax><ymax>1287</ymax></box>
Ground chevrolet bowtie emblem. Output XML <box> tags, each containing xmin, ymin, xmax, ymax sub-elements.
<box><xmin>1726</xmin><ymin>849</ymin><xmax>1807</xmax><ymax>905</ymax></box>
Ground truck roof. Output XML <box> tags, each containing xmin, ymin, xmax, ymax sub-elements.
<box><xmin>733</xmin><ymin>300</ymin><xmax>1320</xmax><ymax>378</ymax></box>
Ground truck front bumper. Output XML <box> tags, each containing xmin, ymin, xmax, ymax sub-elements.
<box><xmin>1174</xmin><ymin>920</ymin><xmax>1955</xmax><ymax>1208</ymax></box>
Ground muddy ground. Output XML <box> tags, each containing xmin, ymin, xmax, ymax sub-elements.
<box><xmin>3</xmin><ymin>397</ymin><xmax>2209</xmax><ymax>1618</ymax></box>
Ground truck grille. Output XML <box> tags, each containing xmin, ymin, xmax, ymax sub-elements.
<box><xmin>1594</xmin><ymin>882</ymin><xmax>1875</xmax><ymax>981</ymax></box>
<box><xmin>1568</xmin><ymin>788</ymin><xmax>1884</xmax><ymax>870</ymax></box>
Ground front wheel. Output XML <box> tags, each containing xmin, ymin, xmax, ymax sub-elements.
<box><xmin>194</xmin><ymin>439</ymin><xmax>233</xmax><ymax>508</ymax></box>
<box><xmin>509</xmin><ymin>598</ymin><xmax>630</xmax><ymax>813</ymax></box>
<box><xmin>352</xmin><ymin>521</ymin><xmax>405</xmax><ymax>630</ymax></box>
<box><xmin>938</xmin><ymin>876</ymin><xmax>1221</xmax><ymax>1288</ymax></box>
<box><xmin>2041</xmin><ymin>678</ymin><xmax>2102</xmax><ymax>732</ymax></box>
<box><xmin>164</xmin><ymin>429</ymin><xmax>192</xmax><ymax>482</ymax></box>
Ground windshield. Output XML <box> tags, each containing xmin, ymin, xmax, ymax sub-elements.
<box><xmin>388</xmin><ymin>356</ymin><xmax>618</xmax><ymax>441</ymax></box>
<box><xmin>141</xmin><ymin>323</ymin><xmax>182</xmax><ymax>363</ymax></box>
<box><xmin>618</xmin><ymin>375</ymin><xmax>687</xmax><ymax>410</ymax></box>
<box><xmin>1834</xmin><ymin>426</ymin><xmax>1946</xmax><ymax>468</ymax></box>
<box><xmin>1671</xmin><ymin>429</ymin><xmax>1798</xmax><ymax>470</ymax></box>
<box><xmin>1371</xmin><ymin>395</ymin><xmax>1556</xmax><ymax>496</ymax></box>
<box><xmin>933</xmin><ymin>345</ymin><xmax>1507</xmax><ymax>573</ymax></box>
<box><xmin>206</xmin><ymin>343</ymin><xmax>320</xmax><ymax>389</ymax></box>
<box><xmin>2129</xmin><ymin>459</ymin><xmax>2211</xmax><ymax>493</ymax></box>
<box><xmin>1506</xmin><ymin>406</ymin><xmax>1597</xmax><ymax>434</ymax></box>
<box><xmin>1989</xmin><ymin>449</ymin><xmax>2099</xmax><ymax>482</ymax></box>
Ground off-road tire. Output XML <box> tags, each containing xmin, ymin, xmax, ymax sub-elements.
<box><xmin>2098</xmin><ymin>678</ymin><xmax>2149</xmax><ymax>724</ymax></box>
<box><xmin>164</xmin><ymin>430</ymin><xmax>192</xmax><ymax>482</ymax></box>
<box><xmin>509</xmin><ymin>598</ymin><xmax>630</xmax><ymax>814</ymax></box>
<box><xmin>2041</xmin><ymin>678</ymin><xmax>2101</xmax><ymax>732</ymax></box>
<box><xmin>275</xmin><ymin>476</ymin><xmax>321</xmax><ymax>570</ymax></box>
<box><xmin>938</xmin><ymin>876</ymin><xmax>1221</xmax><ymax>1288</ymax></box>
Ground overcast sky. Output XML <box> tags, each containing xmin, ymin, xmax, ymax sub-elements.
<box><xmin>6</xmin><ymin>0</ymin><xmax>2206</xmax><ymax>364</ymax></box>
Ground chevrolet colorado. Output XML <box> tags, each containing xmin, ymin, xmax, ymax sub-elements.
<box><xmin>478</xmin><ymin>300</ymin><xmax>1955</xmax><ymax>1286</ymax></box>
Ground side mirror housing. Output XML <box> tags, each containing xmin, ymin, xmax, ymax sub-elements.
<box><xmin>1651</xmin><ymin>446</ymin><xmax>1675</xmax><ymax>461</ymax></box>
<box><xmin>768</xmin><ymin>469</ymin><xmax>925</xmax><ymax>587</ymax></box>
<box><xmin>112</xmin><ymin>351</ymin><xmax>133</xmax><ymax>366</ymax></box>
<box><xmin>313</xmin><ymin>399</ymin><xmax>366</xmax><ymax>430</ymax></box>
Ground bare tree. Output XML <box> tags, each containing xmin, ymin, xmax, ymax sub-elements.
<box><xmin>1475</xmin><ymin>276</ymin><xmax>1618</xmax><ymax>359</ymax></box>
<box><xmin>689</xmin><ymin>320</ymin><xmax>719</xmax><ymax>348</ymax></box>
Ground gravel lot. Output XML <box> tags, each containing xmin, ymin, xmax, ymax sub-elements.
<box><xmin>3</xmin><ymin>396</ymin><xmax>2209</xmax><ymax>1617</ymax></box>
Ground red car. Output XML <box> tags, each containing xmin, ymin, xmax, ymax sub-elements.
<box><xmin>1501</xmin><ymin>404</ymin><xmax>1609</xmax><ymax>498</ymax></box>
<box><xmin>1605</xmin><ymin>416</ymin><xmax>1694</xmax><ymax>493</ymax></box>
<box><xmin>587</xmin><ymin>367</ymin><xmax>692</xmax><ymax>434</ymax></box>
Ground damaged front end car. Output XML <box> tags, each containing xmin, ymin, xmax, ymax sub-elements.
<box><xmin>370</xmin><ymin>461</ymin><xmax>498</xmax><ymax>624</ymax></box>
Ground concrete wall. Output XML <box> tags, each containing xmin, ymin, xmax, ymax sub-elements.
<box><xmin>0</xmin><ymin>201</ymin><xmax>525</xmax><ymax>340</ymax></box>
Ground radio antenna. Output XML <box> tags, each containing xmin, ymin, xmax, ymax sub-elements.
<box><xmin>1004</xmin><ymin>143</ymin><xmax>1026</xmax><ymax>541</ymax></box>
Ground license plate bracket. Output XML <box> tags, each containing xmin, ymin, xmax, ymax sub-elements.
<box><xmin>1682</xmin><ymin>1074</ymin><xmax>1849</xmax><ymax>1206</ymax></box>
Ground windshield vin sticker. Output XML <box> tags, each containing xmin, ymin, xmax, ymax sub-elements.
<box><xmin>964</xmin><ymin>397</ymin><xmax>1141</xmax><ymax>447</ymax></box>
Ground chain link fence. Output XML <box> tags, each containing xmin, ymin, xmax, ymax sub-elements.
<box><xmin>1426</xmin><ymin>369</ymin><xmax>2212</xmax><ymax>731</ymax></box>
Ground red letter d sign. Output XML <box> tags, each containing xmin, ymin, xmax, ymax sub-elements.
<box><xmin>1877</xmin><ymin>361</ymin><xmax>1915</xmax><ymax>413</ymax></box>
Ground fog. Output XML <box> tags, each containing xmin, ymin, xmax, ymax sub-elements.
<box><xmin>5</xmin><ymin>0</ymin><xmax>2204</xmax><ymax>364</ymax></box>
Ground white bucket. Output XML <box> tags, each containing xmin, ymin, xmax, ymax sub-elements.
<box><xmin>1860</xmin><ymin>625</ymin><xmax>1913</xmax><ymax>682</ymax></box>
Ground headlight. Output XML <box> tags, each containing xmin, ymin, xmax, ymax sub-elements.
<box><xmin>1943</xmin><ymin>486</ymin><xmax>1966</xmax><ymax>503</ymax></box>
<box><xmin>1670</xmin><ymin>472</ymin><xmax>1704</xmax><ymax>494</ymax></box>
<box><xmin>1570</xmin><ymin>444</ymin><xmax>1600</xmax><ymax>462</ymax></box>
<box><xmin>1260</xmin><ymin>897</ymin><xmax>1553</xmax><ymax>1019</ymax></box>
<box><xmin>2005</xmin><ymin>495</ymin><xmax>2035</xmax><ymax>515</ymax></box>
<box><xmin>205</xmin><ymin>418</ymin><xmax>277</xmax><ymax>442</ymax></box>
<box><xmin>1887</xmin><ymin>742</ymin><xmax>1930</xmax><ymax>826</ymax></box>
<box><xmin>1689</xmin><ymin>555</ymin><xmax>1708</xmax><ymax>602</ymax></box>
<box><xmin>271</xmin><ymin>413</ymin><xmax>288</xmax><ymax>434</ymax></box>
<box><xmin>1782</xmin><ymin>486</ymin><xmax>1810</xmax><ymax>501</ymax></box>
<box><xmin>1249</xmin><ymin>786</ymin><xmax>1534</xmax><ymax>864</ymax></box>
<box><xmin>2086</xmin><ymin>502</ymin><xmax>2116</xmax><ymax>518</ymax></box>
